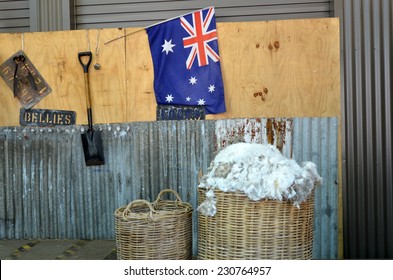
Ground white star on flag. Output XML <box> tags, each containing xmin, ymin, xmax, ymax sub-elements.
<box><xmin>208</xmin><ymin>84</ymin><xmax>216</xmax><ymax>93</ymax></box>
<box><xmin>197</xmin><ymin>98</ymin><xmax>206</xmax><ymax>105</ymax></box>
<box><xmin>189</xmin><ymin>77</ymin><xmax>197</xmax><ymax>85</ymax></box>
<box><xmin>165</xmin><ymin>94</ymin><xmax>174</xmax><ymax>103</ymax></box>
<box><xmin>145</xmin><ymin>7</ymin><xmax>226</xmax><ymax>114</ymax></box>
<box><xmin>161</xmin><ymin>39</ymin><xmax>175</xmax><ymax>55</ymax></box>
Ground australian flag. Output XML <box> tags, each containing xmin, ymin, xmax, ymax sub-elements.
<box><xmin>146</xmin><ymin>6</ymin><xmax>226</xmax><ymax>114</ymax></box>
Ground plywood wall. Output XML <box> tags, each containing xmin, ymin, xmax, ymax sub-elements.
<box><xmin>0</xmin><ymin>18</ymin><xmax>340</xmax><ymax>126</ymax></box>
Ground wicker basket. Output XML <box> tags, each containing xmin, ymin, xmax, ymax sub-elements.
<box><xmin>198</xmin><ymin>188</ymin><xmax>315</xmax><ymax>260</ymax></box>
<box><xmin>115</xmin><ymin>189</ymin><xmax>193</xmax><ymax>260</ymax></box>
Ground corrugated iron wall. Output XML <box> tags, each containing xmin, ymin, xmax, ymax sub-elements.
<box><xmin>0</xmin><ymin>0</ymin><xmax>74</xmax><ymax>33</ymax></box>
<box><xmin>1</xmin><ymin>0</ymin><xmax>333</xmax><ymax>33</ymax></box>
<box><xmin>0</xmin><ymin>0</ymin><xmax>29</xmax><ymax>33</ymax></box>
<box><xmin>74</xmin><ymin>0</ymin><xmax>332</xmax><ymax>29</ymax></box>
<box><xmin>293</xmin><ymin>118</ymin><xmax>338</xmax><ymax>259</ymax></box>
<box><xmin>335</xmin><ymin>0</ymin><xmax>393</xmax><ymax>259</ymax></box>
<box><xmin>29</xmin><ymin>0</ymin><xmax>74</xmax><ymax>31</ymax></box>
<box><xmin>0</xmin><ymin>117</ymin><xmax>338</xmax><ymax>259</ymax></box>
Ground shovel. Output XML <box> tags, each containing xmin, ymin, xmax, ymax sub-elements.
<box><xmin>78</xmin><ymin>51</ymin><xmax>105</xmax><ymax>166</ymax></box>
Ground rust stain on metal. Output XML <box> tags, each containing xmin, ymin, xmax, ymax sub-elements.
<box><xmin>215</xmin><ymin>118</ymin><xmax>292</xmax><ymax>156</ymax></box>
<box><xmin>266</xmin><ymin>118</ymin><xmax>274</xmax><ymax>145</ymax></box>
<box><xmin>265</xmin><ymin>118</ymin><xmax>288</xmax><ymax>153</ymax></box>
<box><xmin>274</xmin><ymin>119</ymin><xmax>286</xmax><ymax>152</ymax></box>
<box><xmin>217</xmin><ymin>119</ymin><xmax>262</xmax><ymax>148</ymax></box>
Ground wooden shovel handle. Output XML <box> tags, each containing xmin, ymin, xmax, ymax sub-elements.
<box><xmin>78</xmin><ymin>52</ymin><xmax>93</xmax><ymax>129</ymax></box>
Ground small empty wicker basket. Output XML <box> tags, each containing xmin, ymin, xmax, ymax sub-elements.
<box><xmin>198</xmin><ymin>188</ymin><xmax>315</xmax><ymax>260</ymax></box>
<box><xmin>115</xmin><ymin>189</ymin><xmax>193</xmax><ymax>260</ymax></box>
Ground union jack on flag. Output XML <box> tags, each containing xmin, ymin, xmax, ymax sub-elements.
<box><xmin>146</xmin><ymin>6</ymin><xmax>226</xmax><ymax>114</ymax></box>
<box><xmin>180</xmin><ymin>7</ymin><xmax>220</xmax><ymax>69</ymax></box>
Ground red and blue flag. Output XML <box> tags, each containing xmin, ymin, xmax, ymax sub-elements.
<box><xmin>146</xmin><ymin>7</ymin><xmax>226</xmax><ymax>114</ymax></box>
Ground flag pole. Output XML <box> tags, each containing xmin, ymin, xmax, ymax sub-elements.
<box><xmin>104</xmin><ymin>6</ymin><xmax>214</xmax><ymax>45</ymax></box>
<box><xmin>104</xmin><ymin>28</ymin><xmax>145</xmax><ymax>45</ymax></box>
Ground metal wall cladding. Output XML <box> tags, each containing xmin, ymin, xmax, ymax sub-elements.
<box><xmin>29</xmin><ymin>0</ymin><xmax>73</xmax><ymax>32</ymax></box>
<box><xmin>0</xmin><ymin>0</ymin><xmax>74</xmax><ymax>33</ymax></box>
<box><xmin>0</xmin><ymin>0</ymin><xmax>332</xmax><ymax>33</ymax></box>
<box><xmin>293</xmin><ymin>118</ymin><xmax>339</xmax><ymax>259</ymax></box>
<box><xmin>75</xmin><ymin>0</ymin><xmax>332</xmax><ymax>29</ymax></box>
<box><xmin>335</xmin><ymin>0</ymin><xmax>393</xmax><ymax>259</ymax></box>
<box><xmin>0</xmin><ymin>117</ymin><xmax>338</xmax><ymax>259</ymax></box>
<box><xmin>0</xmin><ymin>0</ymin><xmax>30</xmax><ymax>33</ymax></box>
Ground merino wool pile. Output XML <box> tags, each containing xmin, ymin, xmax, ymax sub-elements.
<box><xmin>198</xmin><ymin>143</ymin><xmax>322</xmax><ymax>216</ymax></box>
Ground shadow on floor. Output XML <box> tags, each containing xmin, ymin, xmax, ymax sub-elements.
<box><xmin>0</xmin><ymin>239</ymin><xmax>117</xmax><ymax>260</ymax></box>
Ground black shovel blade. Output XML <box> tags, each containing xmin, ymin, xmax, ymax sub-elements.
<box><xmin>81</xmin><ymin>130</ymin><xmax>105</xmax><ymax>166</ymax></box>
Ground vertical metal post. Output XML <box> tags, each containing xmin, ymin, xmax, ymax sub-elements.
<box><xmin>29</xmin><ymin>0</ymin><xmax>75</xmax><ymax>31</ymax></box>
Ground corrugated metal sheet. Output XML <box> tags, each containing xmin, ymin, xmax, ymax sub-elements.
<box><xmin>0</xmin><ymin>0</ymin><xmax>30</xmax><ymax>33</ymax></box>
<box><xmin>214</xmin><ymin>118</ymin><xmax>293</xmax><ymax>157</ymax></box>
<box><xmin>30</xmin><ymin>0</ymin><xmax>57</xmax><ymax>31</ymax></box>
<box><xmin>0</xmin><ymin>117</ymin><xmax>338</xmax><ymax>259</ymax></box>
<box><xmin>0</xmin><ymin>0</ymin><xmax>331</xmax><ymax>33</ymax></box>
<box><xmin>0</xmin><ymin>0</ymin><xmax>74</xmax><ymax>33</ymax></box>
<box><xmin>293</xmin><ymin>117</ymin><xmax>338</xmax><ymax>259</ymax></box>
<box><xmin>29</xmin><ymin>0</ymin><xmax>74</xmax><ymax>32</ymax></box>
<box><xmin>74</xmin><ymin>0</ymin><xmax>332</xmax><ymax>29</ymax></box>
<box><xmin>335</xmin><ymin>0</ymin><xmax>393</xmax><ymax>259</ymax></box>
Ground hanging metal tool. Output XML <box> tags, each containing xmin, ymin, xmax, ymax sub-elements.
<box><xmin>0</xmin><ymin>50</ymin><xmax>52</xmax><ymax>109</ymax></box>
<box><xmin>12</xmin><ymin>54</ymin><xmax>37</xmax><ymax>97</ymax></box>
<box><xmin>78</xmin><ymin>51</ymin><xmax>105</xmax><ymax>166</ymax></box>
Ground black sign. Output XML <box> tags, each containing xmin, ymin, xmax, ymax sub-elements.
<box><xmin>157</xmin><ymin>105</ymin><xmax>205</xmax><ymax>120</ymax></box>
<box><xmin>20</xmin><ymin>108</ymin><xmax>76</xmax><ymax>126</ymax></box>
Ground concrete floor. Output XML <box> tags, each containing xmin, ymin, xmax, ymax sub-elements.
<box><xmin>0</xmin><ymin>239</ymin><xmax>117</xmax><ymax>260</ymax></box>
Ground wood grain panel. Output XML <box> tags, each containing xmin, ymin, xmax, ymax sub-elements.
<box><xmin>0</xmin><ymin>28</ymin><xmax>126</xmax><ymax>126</ymax></box>
<box><xmin>208</xmin><ymin>18</ymin><xmax>340</xmax><ymax>119</ymax></box>
<box><xmin>0</xmin><ymin>33</ymin><xmax>23</xmax><ymax>126</ymax></box>
<box><xmin>125</xmin><ymin>28</ymin><xmax>156</xmax><ymax>122</ymax></box>
<box><xmin>0</xmin><ymin>18</ymin><xmax>340</xmax><ymax>126</ymax></box>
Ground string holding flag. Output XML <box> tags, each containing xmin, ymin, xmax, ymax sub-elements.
<box><xmin>145</xmin><ymin>6</ymin><xmax>226</xmax><ymax>114</ymax></box>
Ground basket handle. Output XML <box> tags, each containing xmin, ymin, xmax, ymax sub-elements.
<box><xmin>154</xmin><ymin>189</ymin><xmax>184</xmax><ymax>204</ymax></box>
<box><xmin>123</xmin><ymin>199</ymin><xmax>156</xmax><ymax>220</ymax></box>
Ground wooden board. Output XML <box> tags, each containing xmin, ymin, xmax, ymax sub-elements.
<box><xmin>0</xmin><ymin>18</ymin><xmax>340</xmax><ymax>126</ymax></box>
<box><xmin>211</xmin><ymin>19</ymin><xmax>340</xmax><ymax>119</ymax></box>
<box><xmin>0</xmin><ymin>28</ymin><xmax>126</xmax><ymax>126</ymax></box>
<box><xmin>125</xmin><ymin>27</ymin><xmax>157</xmax><ymax>122</ymax></box>
<box><xmin>0</xmin><ymin>33</ymin><xmax>23</xmax><ymax>126</ymax></box>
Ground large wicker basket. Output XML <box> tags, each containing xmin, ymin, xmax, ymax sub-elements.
<box><xmin>198</xmin><ymin>188</ymin><xmax>315</xmax><ymax>260</ymax></box>
<box><xmin>115</xmin><ymin>189</ymin><xmax>193</xmax><ymax>260</ymax></box>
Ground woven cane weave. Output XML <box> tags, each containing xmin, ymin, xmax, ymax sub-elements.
<box><xmin>115</xmin><ymin>189</ymin><xmax>193</xmax><ymax>260</ymax></box>
<box><xmin>198</xmin><ymin>188</ymin><xmax>315</xmax><ymax>260</ymax></box>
